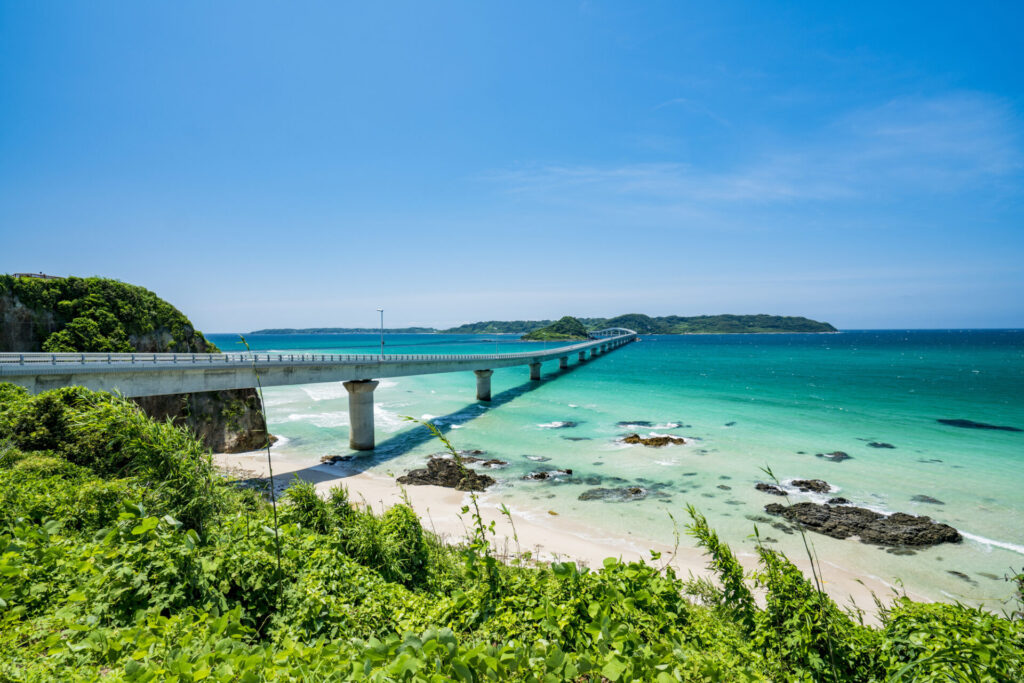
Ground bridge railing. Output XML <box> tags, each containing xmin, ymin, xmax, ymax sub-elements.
<box><xmin>0</xmin><ymin>332</ymin><xmax>636</xmax><ymax>369</ymax></box>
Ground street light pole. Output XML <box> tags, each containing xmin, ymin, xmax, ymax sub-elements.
<box><xmin>377</xmin><ymin>308</ymin><xmax>384</xmax><ymax>357</ymax></box>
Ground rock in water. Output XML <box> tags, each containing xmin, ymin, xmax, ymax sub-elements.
<box><xmin>910</xmin><ymin>495</ymin><xmax>945</xmax><ymax>505</ymax></box>
<box><xmin>764</xmin><ymin>502</ymin><xmax>961</xmax><ymax>547</ymax></box>
<box><xmin>937</xmin><ymin>419</ymin><xmax>1022</xmax><ymax>432</ymax></box>
<box><xmin>522</xmin><ymin>469</ymin><xmax>573</xmax><ymax>481</ymax></box>
<box><xmin>755</xmin><ymin>483</ymin><xmax>787</xmax><ymax>496</ymax></box>
<box><xmin>815</xmin><ymin>451</ymin><xmax>851</xmax><ymax>462</ymax></box>
<box><xmin>791</xmin><ymin>479</ymin><xmax>831</xmax><ymax>493</ymax></box>
<box><xmin>827</xmin><ymin>497</ymin><xmax>851</xmax><ymax>505</ymax></box>
<box><xmin>578</xmin><ymin>487</ymin><xmax>648</xmax><ymax>502</ymax></box>
<box><xmin>867</xmin><ymin>442</ymin><xmax>895</xmax><ymax>449</ymax></box>
<box><xmin>397</xmin><ymin>457</ymin><xmax>495</xmax><ymax>491</ymax></box>
<box><xmin>622</xmin><ymin>433</ymin><xmax>686</xmax><ymax>447</ymax></box>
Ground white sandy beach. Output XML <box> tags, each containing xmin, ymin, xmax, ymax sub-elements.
<box><xmin>214</xmin><ymin>448</ymin><xmax>930</xmax><ymax>623</ymax></box>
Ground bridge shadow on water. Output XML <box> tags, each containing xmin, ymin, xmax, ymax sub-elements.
<box><xmin>282</xmin><ymin>362</ymin><xmax>587</xmax><ymax>487</ymax></box>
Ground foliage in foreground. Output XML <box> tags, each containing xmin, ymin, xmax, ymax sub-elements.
<box><xmin>0</xmin><ymin>383</ymin><xmax>1021</xmax><ymax>681</ymax></box>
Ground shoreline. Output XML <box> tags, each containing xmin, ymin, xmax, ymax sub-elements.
<box><xmin>214</xmin><ymin>449</ymin><xmax>929</xmax><ymax>623</ymax></box>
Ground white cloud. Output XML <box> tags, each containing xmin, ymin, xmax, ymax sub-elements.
<box><xmin>492</xmin><ymin>92</ymin><xmax>1021</xmax><ymax>209</ymax></box>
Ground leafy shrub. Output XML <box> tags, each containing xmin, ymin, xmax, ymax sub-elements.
<box><xmin>379</xmin><ymin>504</ymin><xmax>429</xmax><ymax>587</ymax></box>
<box><xmin>879</xmin><ymin>599</ymin><xmax>1024</xmax><ymax>681</ymax></box>
<box><xmin>281</xmin><ymin>477</ymin><xmax>332</xmax><ymax>533</ymax></box>
<box><xmin>0</xmin><ymin>384</ymin><xmax>219</xmax><ymax>531</ymax></box>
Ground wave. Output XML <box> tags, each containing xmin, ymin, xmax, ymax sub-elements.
<box><xmin>960</xmin><ymin>531</ymin><xmax>1024</xmax><ymax>556</ymax></box>
<box><xmin>299</xmin><ymin>383</ymin><xmax>348</xmax><ymax>401</ymax></box>
<box><xmin>284</xmin><ymin>411</ymin><xmax>349</xmax><ymax>428</ymax></box>
<box><xmin>537</xmin><ymin>421</ymin><xmax>576</xmax><ymax>429</ymax></box>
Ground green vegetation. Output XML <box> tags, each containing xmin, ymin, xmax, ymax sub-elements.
<box><xmin>520</xmin><ymin>316</ymin><xmax>590</xmax><ymax>341</ymax></box>
<box><xmin>445</xmin><ymin>313</ymin><xmax>836</xmax><ymax>335</ymax></box>
<box><xmin>2</xmin><ymin>383</ymin><xmax>1021</xmax><ymax>681</ymax></box>
<box><xmin>0</xmin><ymin>274</ymin><xmax>217</xmax><ymax>353</ymax></box>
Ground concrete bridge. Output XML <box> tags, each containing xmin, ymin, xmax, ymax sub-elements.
<box><xmin>0</xmin><ymin>329</ymin><xmax>637</xmax><ymax>450</ymax></box>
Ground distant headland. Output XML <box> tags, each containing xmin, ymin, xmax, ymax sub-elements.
<box><xmin>250</xmin><ymin>313</ymin><xmax>837</xmax><ymax>336</ymax></box>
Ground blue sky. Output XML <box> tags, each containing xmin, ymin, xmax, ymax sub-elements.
<box><xmin>1</xmin><ymin>2</ymin><xmax>1021</xmax><ymax>331</ymax></box>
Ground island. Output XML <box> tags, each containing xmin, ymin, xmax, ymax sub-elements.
<box><xmin>248</xmin><ymin>313</ymin><xmax>837</xmax><ymax>335</ymax></box>
<box><xmin>520</xmin><ymin>316</ymin><xmax>590</xmax><ymax>341</ymax></box>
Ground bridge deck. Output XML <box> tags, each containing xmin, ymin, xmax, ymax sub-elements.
<box><xmin>0</xmin><ymin>331</ymin><xmax>636</xmax><ymax>397</ymax></box>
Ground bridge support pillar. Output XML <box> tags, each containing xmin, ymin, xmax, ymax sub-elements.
<box><xmin>529</xmin><ymin>362</ymin><xmax>542</xmax><ymax>381</ymax></box>
<box><xmin>474</xmin><ymin>369</ymin><xmax>493</xmax><ymax>401</ymax></box>
<box><xmin>578</xmin><ymin>351</ymin><xmax>586</xmax><ymax>362</ymax></box>
<box><xmin>559</xmin><ymin>356</ymin><xmax>568</xmax><ymax>369</ymax></box>
<box><xmin>591</xmin><ymin>348</ymin><xmax>599</xmax><ymax>358</ymax></box>
<box><xmin>344</xmin><ymin>379</ymin><xmax>378</xmax><ymax>450</ymax></box>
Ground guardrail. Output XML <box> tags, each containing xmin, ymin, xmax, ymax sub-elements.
<box><xmin>0</xmin><ymin>331</ymin><xmax>635</xmax><ymax>369</ymax></box>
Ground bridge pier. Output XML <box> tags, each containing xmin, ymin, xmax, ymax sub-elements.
<box><xmin>529</xmin><ymin>362</ymin><xmax>542</xmax><ymax>381</ymax></box>
<box><xmin>578</xmin><ymin>351</ymin><xmax>586</xmax><ymax>362</ymax></box>
<box><xmin>474</xmin><ymin>369</ymin><xmax>493</xmax><ymax>401</ymax></box>
<box><xmin>591</xmin><ymin>347</ymin><xmax>599</xmax><ymax>358</ymax></box>
<box><xmin>559</xmin><ymin>356</ymin><xmax>568</xmax><ymax>369</ymax></box>
<box><xmin>343</xmin><ymin>379</ymin><xmax>378</xmax><ymax>450</ymax></box>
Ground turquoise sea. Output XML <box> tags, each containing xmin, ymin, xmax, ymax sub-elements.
<box><xmin>208</xmin><ymin>330</ymin><xmax>1024</xmax><ymax>607</ymax></box>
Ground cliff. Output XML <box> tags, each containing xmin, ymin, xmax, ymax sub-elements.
<box><xmin>0</xmin><ymin>274</ymin><xmax>270</xmax><ymax>453</ymax></box>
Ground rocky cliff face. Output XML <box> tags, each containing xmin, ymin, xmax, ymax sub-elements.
<box><xmin>0</xmin><ymin>281</ymin><xmax>269</xmax><ymax>454</ymax></box>
<box><xmin>0</xmin><ymin>292</ymin><xmax>59</xmax><ymax>351</ymax></box>
<box><xmin>132</xmin><ymin>390</ymin><xmax>271</xmax><ymax>453</ymax></box>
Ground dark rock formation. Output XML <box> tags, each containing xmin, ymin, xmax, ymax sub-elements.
<box><xmin>910</xmin><ymin>495</ymin><xmax>945</xmax><ymax>505</ymax></box>
<box><xmin>868</xmin><ymin>442</ymin><xmax>895</xmax><ymax>449</ymax></box>
<box><xmin>562</xmin><ymin>436</ymin><xmax>592</xmax><ymax>441</ymax></box>
<box><xmin>616</xmin><ymin>420</ymin><xmax>653</xmax><ymax>427</ymax></box>
<box><xmin>523</xmin><ymin>469</ymin><xmax>573</xmax><ymax>481</ymax></box>
<box><xmin>397</xmin><ymin>457</ymin><xmax>495</xmax><ymax>491</ymax></box>
<box><xmin>815</xmin><ymin>451</ymin><xmax>851</xmax><ymax>462</ymax></box>
<box><xmin>578</xmin><ymin>487</ymin><xmax>648</xmax><ymax>502</ymax></box>
<box><xmin>764</xmin><ymin>502</ymin><xmax>961</xmax><ymax>547</ymax></box>
<box><xmin>717</xmin><ymin>484</ymin><xmax>732</xmax><ymax>490</ymax></box>
<box><xmin>321</xmin><ymin>454</ymin><xmax>355</xmax><ymax>464</ymax></box>
<box><xmin>791</xmin><ymin>479</ymin><xmax>831</xmax><ymax>493</ymax></box>
<box><xmin>937</xmin><ymin>419</ymin><xmax>1022</xmax><ymax>432</ymax></box>
<box><xmin>827</xmin><ymin>497</ymin><xmax>851</xmax><ymax>505</ymax></box>
<box><xmin>622</xmin><ymin>433</ymin><xmax>685</xmax><ymax>447</ymax></box>
<box><xmin>725</xmin><ymin>421</ymin><xmax>737</xmax><ymax>427</ymax></box>
<box><xmin>756</xmin><ymin>483</ymin><xmax>787</xmax><ymax>496</ymax></box>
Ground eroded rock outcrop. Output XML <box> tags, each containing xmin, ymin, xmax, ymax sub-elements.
<box><xmin>755</xmin><ymin>483</ymin><xmax>787</xmax><ymax>496</ymax></box>
<box><xmin>397</xmin><ymin>457</ymin><xmax>495</xmax><ymax>491</ymax></box>
<box><xmin>578</xmin><ymin>487</ymin><xmax>648</xmax><ymax>502</ymax></box>
<box><xmin>622</xmin><ymin>433</ymin><xmax>686</xmax><ymax>447</ymax></box>
<box><xmin>764</xmin><ymin>502</ymin><xmax>961</xmax><ymax>547</ymax></box>
<box><xmin>790</xmin><ymin>479</ymin><xmax>831</xmax><ymax>493</ymax></box>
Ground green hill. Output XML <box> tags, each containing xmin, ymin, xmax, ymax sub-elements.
<box><xmin>520</xmin><ymin>316</ymin><xmax>590</xmax><ymax>341</ymax></box>
<box><xmin>0</xmin><ymin>274</ymin><xmax>269</xmax><ymax>453</ymax></box>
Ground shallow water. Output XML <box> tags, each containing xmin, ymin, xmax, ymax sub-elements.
<box><xmin>208</xmin><ymin>330</ymin><xmax>1024</xmax><ymax>608</ymax></box>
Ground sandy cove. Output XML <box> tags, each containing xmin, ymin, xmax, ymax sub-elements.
<box><xmin>214</xmin><ymin>449</ymin><xmax>929</xmax><ymax>624</ymax></box>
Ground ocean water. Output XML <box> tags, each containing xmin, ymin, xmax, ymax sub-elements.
<box><xmin>208</xmin><ymin>330</ymin><xmax>1024</xmax><ymax>607</ymax></box>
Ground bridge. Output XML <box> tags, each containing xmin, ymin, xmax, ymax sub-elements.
<box><xmin>0</xmin><ymin>329</ymin><xmax>637</xmax><ymax>450</ymax></box>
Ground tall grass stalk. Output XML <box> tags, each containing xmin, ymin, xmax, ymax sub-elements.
<box><xmin>239</xmin><ymin>335</ymin><xmax>283</xmax><ymax>612</ymax></box>
<box><xmin>759</xmin><ymin>464</ymin><xmax>840</xmax><ymax>682</ymax></box>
